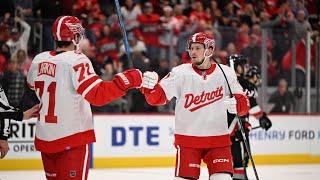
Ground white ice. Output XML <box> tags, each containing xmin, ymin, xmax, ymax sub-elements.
<box><xmin>1</xmin><ymin>164</ymin><xmax>319</xmax><ymax>180</ymax></box>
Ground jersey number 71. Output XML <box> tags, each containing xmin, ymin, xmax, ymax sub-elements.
<box><xmin>35</xmin><ymin>81</ymin><xmax>57</xmax><ymax>123</ymax></box>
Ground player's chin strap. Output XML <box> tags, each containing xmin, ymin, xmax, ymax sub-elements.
<box><xmin>196</xmin><ymin>49</ymin><xmax>213</xmax><ymax>68</ymax></box>
<box><xmin>212</xmin><ymin>59</ymin><xmax>260</xmax><ymax>180</ymax></box>
<box><xmin>72</xmin><ymin>34</ymin><xmax>83</xmax><ymax>53</ymax></box>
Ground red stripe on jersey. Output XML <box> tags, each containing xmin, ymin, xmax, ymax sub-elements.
<box><xmin>77</xmin><ymin>75</ymin><xmax>100</xmax><ymax>95</ymax></box>
<box><xmin>84</xmin><ymin>81</ymin><xmax>126</xmax><ymax>106</ymax></box>
<box><xmin>174</xmin><ymin>134</ymin><xmax>231</xmax><ymax>148</ymax></box>
<box><xmin>35</xmin><ymin>129</ymin><xmax>96</xmax><ymax>153</ymax></box>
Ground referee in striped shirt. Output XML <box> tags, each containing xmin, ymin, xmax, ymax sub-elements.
<box><xmin>0</xmin><ymin>84</ymin><xmax>39</xmax><ymax>159</ymax></box>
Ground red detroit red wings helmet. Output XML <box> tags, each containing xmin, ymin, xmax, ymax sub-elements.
<box><xmin>187</xmin><ymin>32</ymin><xmax>215</xmax><ymax>50</ymax></box>
<box><xmin>52</xmin><ymin>16</ymin><xmax>84</xmax><ymax>42</ymax></box>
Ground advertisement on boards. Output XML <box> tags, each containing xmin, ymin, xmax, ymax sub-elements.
<box><xmin>93</xmin><ymin>115</ymin><xmax>176</xmax><ymax>157</ymax></box>
<box><xmin>5</xmin><ymin>118</ymin><xmax>40</xmax><ymax>158</ymax></box>
<box><xmin>248</xmin><ymin>115</ymin><xmax>320</xmax><ymax>155</ymax></box>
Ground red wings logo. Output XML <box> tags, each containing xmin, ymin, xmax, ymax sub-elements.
<box><xmin>184</xmin><ymin>87</ymin><xmax>224</xmax><ymax>112</ymax></box>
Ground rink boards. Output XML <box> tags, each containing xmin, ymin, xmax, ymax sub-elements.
<box><xmin>0</xmin><ymin>114</ymin><xmax>320</xmax><ymax>170</ymax></box>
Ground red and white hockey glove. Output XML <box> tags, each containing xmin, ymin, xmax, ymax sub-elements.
<box><xmin>234</xmin><ymin>94</ymin><xmax>249</xmax><ymax>117</ymax></box>
<box><xmin>113</xmin><ymin>69</ymin><xmax>142</xmax><ymax>91</ymax></box>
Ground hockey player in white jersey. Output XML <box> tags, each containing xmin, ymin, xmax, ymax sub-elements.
<box><xmin>141</xmin><ymin>32</ymin><xmax>250</xmax><ymax>180</ymax></box>
<box><xmin>27</xmin><ymin>15</ymin><xmax>150</xmax><ymax>180</ymax></box>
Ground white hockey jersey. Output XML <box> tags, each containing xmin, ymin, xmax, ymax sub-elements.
<box><xmin>159</xmin><ymin>63</ymin><xmax>243</xmax><ymax>148</ymax></box>
<box><xmin>27</xmin><ymin>51</ymin><xmax>100</xmax><ymax>153</ymax></box>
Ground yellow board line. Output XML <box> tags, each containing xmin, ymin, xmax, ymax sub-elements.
<box><xmin>0</xmin><ymin>159</ymin><xmax>43</xmax><ymax>170</ymax></box>
<box><xmin>1</xmin><ymin>154</ymin><xmax>320</xmax><ymax>170</ymax></box>
<box><xmin>253</xmin><ymin>154</ymin><xmax>320</xmax><ymax>165</ymax></box>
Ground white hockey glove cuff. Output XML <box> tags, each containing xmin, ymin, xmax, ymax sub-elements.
<box><xmin>142</xmin><ymin>71</ymin><xmax>159</xmax><ymax>89</ymax></box>
<box><xmin>224</xmin><ymin>97</ymin><xmax>237</xmax><ymax>114</ymax></box>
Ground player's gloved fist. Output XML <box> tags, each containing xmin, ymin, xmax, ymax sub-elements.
<box><xmin>224</xmin><ymin>97</ymin><xmax>237</xmax><ymax>114</ymax></box>
<box><xmin>142</xmin><ymin>71</ymin><xmax>159</xmax><ymax>89</ymax></box>
<box><xmin>259</xmin><ymin>112</ymin><xmax>272</xmax><ymax>131</ymax></box>
<box><xmin>234</xmin><ymin>94</ymin><xmax>249</xmax><ymax>116</ymax></box>
<box><xmin>113</xmin><ymin>69</ymin><xmax>142</xmax><ymax>91</ymax></box>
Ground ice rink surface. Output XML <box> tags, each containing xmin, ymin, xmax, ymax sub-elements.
<box><xmin>1</xmin><ymin>164</ymin><xmax>319</xmax><ymax>180</ymax></box>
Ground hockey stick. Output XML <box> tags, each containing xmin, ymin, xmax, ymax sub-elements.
<box><xmin>252</xmin><ymin>126</ymin><xmax>261</xmax><ymax>130</ymax></box>
<box><xmin>114</xmin><ymin>0</ymin><xmax>133</xmax><ymax>68</ymax></box>
<box><xmin>213</xmin><ymin>59</ymin><xmax>260</xmax><ymax>180</ymax></box>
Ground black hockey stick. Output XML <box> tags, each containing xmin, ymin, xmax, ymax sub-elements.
<box><xmin>252</xmin><ymin>126</ymin><xmax>261</xmax><ymax>130</ymax></box>
<box><xmin>213</xmin><ymin>59</ymin><xmax>260</xmax><ymax>180</ymax></box>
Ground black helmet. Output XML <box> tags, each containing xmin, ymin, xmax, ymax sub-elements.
<box><xmin>246</xmin><ymin>65</ymin><xmax>260</xmax><ymax>79</ymax></box>
<box><xmin>227</xmin><ymin>54</ymin><xmax>248</xmax><ymax>76</ymax></box>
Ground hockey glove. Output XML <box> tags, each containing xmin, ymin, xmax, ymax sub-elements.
<box><xmin>259</xmin><ymin>112</ymin><xmax>272</xmax><ymax>131</ymax></box>
<box><xmin>142</xmin><ymin>71</ymin><xmax>159</xmax><ymax>89</ymax></box>
<box><xmin>234</xmin><ymin>94</ymin><xmax>249</xmax><ymax>116</ymax></box>
<box><xmin>113</xmin><ymin>69</ymin><xmax>142</xmax><ymax>91</ymax></box>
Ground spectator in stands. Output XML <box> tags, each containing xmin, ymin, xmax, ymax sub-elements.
<box><xmin>135</xmin><ymin>2</ymin><xmax>161</xmax><ymax>68</ymax></box>
<box><xmin>241</xmin><ymin>34</ymin><xmax>262</xmax><ymax>67</ymax></box>
<box><xmin>269</xmin><ymin>78</ymin><xmax>295</xmax><ymax>113</ymax></box>
<box><xmin>0</xmin><ymin>13</ymin><xmax>11</xmax><ymax>45</ymax></box>
<box><xmin>173</xmin><ymin>4</ymin><xmax>188</xmax><ymax>32</ymax></box>
<box><xmin>189</xmin><ymin>1</ymin><xmax>211</xmax><ymax>24</ymax></box>
<box><xmin>291</xmin><ymin>0</ymin><xmax>309</xmax><ymax>17</ymax></box>
<box><xmin>282</xmin><ymin>38</ymin><xmax>317</xmax><ymax>99</ymax></box>
<box><xmin>119</xmin><ymin>33</ymin><xmax>149</xmax><ymax>70</ymax></box>
<box><xmin>6</xmin><ymin>17</ymin><xmax>30</xmax><ymax>59</ymax></box>
<box><xmin>0</xmin><ymin>44</ymin><xmax>11</xmax><ymax>62</ymax></box>
<box><xmin>14</xmin><ymin>0</ymin><xmax>33</xmax><ymax>18</ymax></box>
<box><xmin>0</xmin><ymin>59</ymin><xmax>25</xmax><ymax>108</ymax></box>
<box><xmin>119</xmin><ymin>33</ymin><xmax>147</xmax><ymax>57</ymax></box>
<box><xmin>160</xmin><ymin>5</ymin><xmax>179</xmax><ymax>62</ymax></box>
<box><xmin>236</xmin><ymin>23</ymin><xmax>250</xmax><ymax>51</ymax></box>
<box><xmin>121</xmin><ymin>0</ymin><xmax>142</xmax><ymax>31</ymax></box>
<box><xmin>289</xmin><ymin>9</ymin><xmax>312</xmax><ymax>40</ymax></box>
<box><xmin>96</xmin><ymin>24</ymin><xmax>119</xmax><ymax>64</ymax></box>
<box><xmin>15</xmin><ymin>49</ymin><xmax>31</xmax><ymax>76</ymax></box>
<box><xmin>270</xmin><ymin>1</ymin><xmax>294</xmax><ymax>65</ymax></box>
